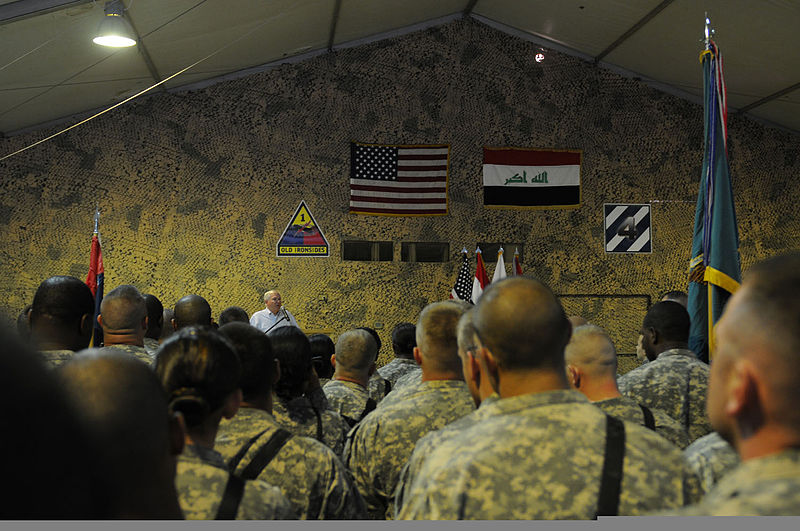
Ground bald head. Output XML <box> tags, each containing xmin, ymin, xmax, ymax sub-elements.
<box><xmin>100</xmin><ymin>285</ymin><xmax>146</xmax><ymax>332</ymax></box>
<box><xmin>335</xmin><ymin>329</ymin><xmax>377</xmax><ymax>374</ymax></box>
<box><xmin>173</xmin><ymin>294</ymin><xmax>212</xmax><ymax>329</ymax></box>
<box><xmin>564</xmin><ymin>324</ymin><xmax>618</xmax><ymax>379</ymax></box>
<box><xmin>29</xmin><ymin>275</ymin><xmax>95</xmax><ymax>351</ymax></box>
<box><xmin>416</xmin><ymin>301</ymin><xmax>467</xmax><ymax>375</ymax></box>
<box><xmin>474</xmin><ymin>277</ymin><xmax>571</xmax><ymax>371</ymax></box>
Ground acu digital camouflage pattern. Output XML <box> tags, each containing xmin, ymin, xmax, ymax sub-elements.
<box><xmin>617</xmin><ymin>348</ymin><xmax>712</xmax><ymax>442</ymax></box>
<box><xmin>377</xmin><ymin>358</ymin><xmax>419</xmax><ymax>388</ymax></box>
<box><xmin>667</xmin><ymin>449</ymin><xmax>800</xmax><ymax>515</ymax></box>
<box><xmin>38</xmin><ymin>349</ymin><xmax>74</xmax><ymax>368</ymax></box>
<box><xmin>215</xmin><ymin>407</ymin><xmax>366</xmax><ymax>520</ymax></box>
<box><xmin>143</xmin><ymin>337</ymin><xmax>159</xmax><ymax>359</ymax></box>
<box><xmin>389</xmin><ymin>367</ymin><xmax>422</xmax><ymax>391</ymax></box>
<box><xmin>367</xmin><ymin>373</ymin><xmax>390</xmax><ymax>404</ymax></box>
<box><xmin>398</xmin><ymin>390</ymin><xmax>701</xmax><ymax>520</ymax></box>
<box><xmin>175</xmin><ymin>444</ymin><xmax>294</xmax><ymax>520</ymax></box>
<box><xmin>683</xmin><ymin>431</ymin><xmax>740</xmax><ymax>495</ymax></box>
<box><xmin>323</xmin><ymin>379</ymin><xmax>372</xmax><ymax>424</ymax></box>
<box><xmin>594</xmin><ymin>395</ymin><xmax>690</xmax><ymax>449</ymax></box>
<box><xmin>345</xmin><ymin>379</ymin><xmax>475</xmax><ymax>519</ymax></box>
<box><xmin>394</xmin><ymin>394</ymin><xmax>499</xmax><ymax>517</ymax></box>
<box><xmin>376</xmin><ymin>371</ymin><xmax>425</xmax><ymax>410</ymax></box>
<box><xmin>103</xmin><ymin>343</ymin><xmax>153</xmax><ymax>365</ymax></box>
<box><xmin>272</xmin><ymin>394</ymin><xmax>348</xmax><ymax>459</ymax></box>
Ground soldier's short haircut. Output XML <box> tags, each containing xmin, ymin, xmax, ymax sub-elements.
<box><xmin>642</xmin><ymin>301</ymin><xmax>690</xmax><ymax>343</ymax></box>
<box><xmin>416</xmin><ymin>301</ymin><xmax>467</xmax><ymax>373</ymax></box>
<box><xmin>173</xmin><ymin>294</ymin><xmax>212</xmax><ymax>329</ymax></box>
<box><xmin>564</xmin><ymin>324</ymin><xmax>617</xmax><ymax>377</ymax></box>
<box><xmin>357</xmin><ymin>326</ymin><xmax>382</xmax><ymax>353</ymax></box>
<box><xmin>144</xmin><ymin>294</ymin><xmax>163</xmax><ymax>331</ymax></box>
<box><xmin>100</xmin><ymin>285</ymin><xmax>146</xmax><ymax>330</ymax></box>
<box><xmin>309</xmin><ymin>333</ymin><xmax>335</xmax><ymax>379</ymax></box>
<box><xmin>335</xmin><ymin>329</ymin><xmax>377</xmax><ymax>373</ymax></box>
<box><xmin>59</xmin><ymin>348</ymin><xmax>173</xmax><ymax>513</ymax></box>
<box><xmin>474</xmin><ymin>277</ymin><xmax>571</xmax><ymax>371</ymax></box>
<box><xmin>660</xmin><ymin>290</ymin><xmax>688</xmax><ymax>307</ymax></box>
<box><xmin>219</xmin><ymin>306</ymin><xmax>249</xmax><ymax>326</ymax></box>
<box><xmin>219</xmin><ymin>322</ymin><xmax>274</xmax><ymax>401</ymax></box>
<box><xmin>456</xmin><ymin>310</ymin><xmax>477</xmax><ymax>356</ymax></box>
<box><xmin>269</xmin><ymin>326</ymin><xmax>312</xmax><ymax>399</ymax></box>
<box><xmin>391</xmin><ymin>322</ymin><xmax>416</xmax><ymax>359</ymax></box>
<box><xmin>155</xmin><ymin>326</ymin><xmax>241</xmax><ymax>428</ymax></box>
<box><xmin>30</xmin><ymin>275</ymin><xmax>94</xmax><ymax>326</ymax></box>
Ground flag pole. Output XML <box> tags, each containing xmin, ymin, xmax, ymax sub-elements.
<box><xmin>93</xmin><ymin>206</ymin><xmax>100</xmax><ymax>235</ymax></box>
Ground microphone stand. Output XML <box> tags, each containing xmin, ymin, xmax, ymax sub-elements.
<box><xmin>265</xmin><ymin>307</ymin><xmax>289</xmax><ymax>334</ymax></box>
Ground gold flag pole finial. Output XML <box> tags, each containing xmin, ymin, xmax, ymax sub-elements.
<box><xmin>704</xmin><ymin>12</ymin><xmax>714</xmax><ymax>50</ymax></box>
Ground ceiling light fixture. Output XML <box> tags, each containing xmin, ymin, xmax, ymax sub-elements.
<box><xmin>93</xmin><ymin>0</ymin><xmax>136</xmax><ymax>48</ymax></box>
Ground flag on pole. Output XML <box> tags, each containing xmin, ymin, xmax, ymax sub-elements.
<box><xmin>687</xmin><ymin>38</ymin><xmax>741</xmax><ymax>362</ymax></box>
<box><xmin>492</xmin><ymin>247</ymin><xmax>507</xmax><ymax>283</ymax></box>
<box><xmin>472</xmin><ymin>247</ymin><xmax>490</xmax><ymax>303</ymax></box>
<box><xmin>450</xmin><ymin>248</ymin><xmax>473</xmax><ymax>303</ymax></box>
<box><xmin>349</xmin><ymin>142</ymin><xmax>449</xmax><ymax>216</ymax></box>
<box><xmin>86</xmin><ymin>211</ymin><xmax>104</xmax><ymax>347</ymax></box>
<box><xmin>512</xmin><ymin>247</ymin><xmax>523</xmax><ymax>276</ymax></box>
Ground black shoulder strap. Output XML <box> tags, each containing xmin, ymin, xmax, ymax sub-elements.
<box><xmin>311</xmin><ymin>405</ymin><xmax>324</xmax><ymax>442</ymax></box>
<box><xmin>215</xmin><ymin>473</ymin><xmax>245</xmax><ymax>520</ymax></box>
<box><xmin>227</xmin><ymin>428</ymin><xmax>269</xmax><ymax>473</ymax></box>
<box><xmin>596</xmin><ymin>415</ymin><xmax>626</xmax><ymax>518</ymax></box>
<box><xmin>640</xmin><ymin>404</ymin><xmax>656</xmax><ymax>431</ymax></box>
<box><xmin>238</xmin><ymin>428</ymin><xmax>293</xmax><ymax>481</ymax></box>
<box><xmin>362</xmin><ymin>397</ymin><xmax>377</xmax><ymax>419</ymax></box>
<box><xmin>383</xmin><ymin>378</ymin><xmax>392</xmax><ymax>396</ymax></box>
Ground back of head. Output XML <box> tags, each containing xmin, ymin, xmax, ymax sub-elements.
<box><xmin>0</xmin><ymin>325</ymin><xmax>107</xmax><ymax>518</ymax></box>
<box><xmin>474</xmin><ymin>277</ymin><xmax>571</xmax><ymax>371</ymax></box>
<box><xmin>416</xmin><ymin>301</ymin><xmax>468</xmax><ymax>374</ymax></box>
<box><xmin>391</xmin><ymin>322</ymin><xmax>416</xmax><ymax>360</ymax></box>
<box><xmin>219</xmin><ymin>322</ymin><xmax>274</xmax><ymax>401</ymax></box>
<box><xmin>155</xmin><ymin>326</ymin><xmax>240</xmax><ymax>428</ymax></box>
<box><xmin>219</xmin><ymin>306</ymin><xmax>249</xmax><ymax>326</ymax></box>
<box><xmin>564</xmin><ymin>324</ymin><xmax>618</xmax><ymax>379</ymax></box>
<box><xmin>309</xmin><ymin>333</ymin><xmax>335</xmax><ymax>379</ymax></box>
<box><xmin>661</xmin><ymin>290</ymin><xmax>688</xmax><ymax>308</ymax></box>
<box><xmin>269</xmin><ymin>326</ymin><xmax>311</xmax><ymax>398</ymax></box>
<box><xmin>144</xmin><ymin>294</ymin><xmax>164</xmax><ymax>338</ymax></box>
<box><xmin>335</xmin><ymin>329</ymin><xmax>377</xmax><ymax>374</ymax></box>
<box><xmin>643</xmin><ymin>301</ymin><xmax>690</xmax><ymax>344</ymax></box>
<box><xmin>100</xmin><ymin>285</ymin><xmax>146</xmax><ymax>331</ymax></box>
<box><xmin>30</xmin><ymin>275</ymin><xmax>94</xmax><ymax>348</ymax></box>
<box><xmin>357</xmin><ymin>326</ymin><xmax>382</xmax><ymax>354</ymax></box>
<box><xmin>173</xmin><ymin>294</ymin><xmax>212</xmax><ymax>329</ymax></box>
<box><xmin>456</xmin><ymin>310</ymin><xmax>477</xmax><ymax>356</ymax></box>
<box><xmin>58</xmin><ymin>348</ymin><xmax>176</xmax><ymax>517</ymax></box>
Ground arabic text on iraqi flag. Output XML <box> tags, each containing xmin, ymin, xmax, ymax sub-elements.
<box><xmin>687</xmin><ymin>40</ymin><xmax>741</xmax><ymax>362</ymax></box>
<box><xmin>483</xmin><ymin>148</ymin><xmax>581</xmax><ymax>209</ymax></box>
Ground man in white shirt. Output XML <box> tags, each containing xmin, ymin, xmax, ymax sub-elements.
<box><xmin>250</xmin><ymin>290</ymin><xmax>299</xmax><ymax>333</ymax></box>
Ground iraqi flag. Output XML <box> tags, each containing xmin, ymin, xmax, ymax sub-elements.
<box><xmin>86</xmin><ymin>233</ymin><xmax>104</xmax><ymax>347</ymax></box>
<box><xmin>512</xmin><ymin>248</ymin><xmax>523</xmax><ymax>276</ymax></box>
<box><xmin>483</xmin><ymin>148</ymin><xmax>581</xmax><ymax>209</ymax></box>
<box><xmin>472</xmin><ymin>247</ymin><xmax>490</xmax><ymax>303</ymax></box>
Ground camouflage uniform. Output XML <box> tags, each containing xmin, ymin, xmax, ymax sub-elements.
<box><xmin>377</xmin><ymin>358</ymin><xmax>419</xmax><ymax>388</ymax></box>
<box><xmin>667</xmin><ymin>449</ymin><xmax>800</xmax><ymax>515</ymax></box>
<box><xmin>345</xmin><ymin>379</ymin><xmax>476</xmax><ymax>519</ymax></box>
<box><xmin>393</xmin><ymin>367</ymin><xmax>422</xmax><ymax>390</ymax></box>
<box><xmin>594</xmin><ymin>396</ymin><xmax>690</xmax><ymax>449</ymax></box>
<box><xmin>617</xmin><ymin>348</ymin><xmax>712</xmax><ymax>442</ymax></box>
<box><xmin>272</xmin><ymin>394</ymin><xmax>348</xmax><ymax>459</ymax></box>
<box><xmin>215</xmin><ymin>407</ymin><xmax>366</xmax><ymax>519</ymax></box>
<box><xmin>394</xmin><ymin>394</ymin><xmax>499</xmax><ymax>517</ymax></box>
<box><xmin>323</xmin><ymin>379</ymin><xmax>372</xmax><ymax>425</ymax></box>
<box><xmin>398</xmin><ymin>390</ymin><xmax>701</xmax><ymax>520</ymax></box>
<box><xmin>306</xmin><ymin>386</ymin><xmax>330</xmax><ymax>412</ymax></box>
<box><xmin>143</xmin><ymin>337</ymin><xmax>160</xmax><ymax>359</ymax></box>
<box><xmin>367</xmin><ymin>373</ymin><xmax>390</xmax><ymax>404</ymax></box>
<box><xmin>39</xmin><ymin>349</ymin><xmax>73</xmax><ymax>367</ymax></box>
<box><xmin>104</xmin><ymin>343</ymin><xmax>153</xmax><ymax>365</ymax></box>
<box><xmin>683</xmin><ymin>431</ymin><xmax>740</xmax><ymax>495</ymax></box>
<box><xmin>175</xmin><ymin>444</ymin><xmax>294</xmax><ymax>520</ymax></box>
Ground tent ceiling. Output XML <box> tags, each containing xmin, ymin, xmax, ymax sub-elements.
<box><xmin>0</xmin><ymin>0</ymin><xmax>798</xmax><ymax>137</ymax></box>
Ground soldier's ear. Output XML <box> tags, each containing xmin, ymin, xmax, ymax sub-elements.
<box><xmin>222</xmin><ymin>389</ymin><xmax>242</xmax><ymax>420</ymax></box>
<box><xmin>481</xmin><ymin>348</ymin><xmax>501</xmax><ymax>393</ymax></box>
<box><xmin>727</xmin><ymin>359</ymin><xmax>759</xmax><ymax>420</ymax></box>
<box><xmin>413</xmin><ymin>347</ymin><xmax>422</xmax><ymax>366</ymax></box>
<box><xmin>171</xmin><ymin>318</ymin><xmax>178</xmax><ymax>331</ymax></box>
<box><xmin>330</xmin><ymin>354</ymin><xmax>336</xmax><ymax>370</ymax></box>
<box><xmin>566</xmin><ymin>365</ymin><xmax>580</xmax><ymax>389</ymax></box>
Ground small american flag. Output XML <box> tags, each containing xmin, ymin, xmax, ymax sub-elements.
<box><xmin>349</xmin><ymin>142</ymin><xmax>449</xmax><ymax>216</ymax></box>
<box><xmin>451</xmin><ymin>249</ymin><xmax>473</xmax><ymax>303</ymax></box>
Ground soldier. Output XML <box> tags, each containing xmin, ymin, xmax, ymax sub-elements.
<box><xmin>98</xmin><ymin>285</ymin><xmax>152</xmax><ymax>364</ymax></box>
<box><xmin>565</xmin><ymin>324</ymin><xmax>690</xmax><ymax>448</ymax></box>
<box><xmin>669</xmin><ymin>253</ymin><xmax>800</xmax><ymax>515</ymax></box>
<box><xmin>156</xmin><ymin>326</ymin><xmax>294</xmax><ymax>519</ymax></box>
<box><xmin>358</xmin><ymin>326</ymin><xmax>393</xmax><ymax>405</ymax></box>
<box><xmin>346</xmin><ymin>301</ymin><xmax>475</xmax><ymax>519</ymax></box>
<box><xmin>309</xmin><ymin>333</ymin><xmax>335</xmax><ymax>387</ymax></box>
<box><xmin>28</xmin><ymin>275</ymin><xmax>95</xmax><ymax>367</ymax></box>
<box><xmin>218</xmin><ymin>306</ymin><xmax>249</xmax><ymax>326</ymax></box>
<box><xmin>683</xmin><ymin>431</ymin><xmax>740</xmax><ymax>496</ymax></box>
<box><xmin>377</xmin><ymin>322</ymin><xmax>418</xmax><ymax>388</ymax></box>
<box><xmin>270</xmin><ymin>326</ymin><xmax>349</xmax><ymax>458</ymax></box>
<box><xmin>172</xmin><ymin>294</ymin><xmax>213</xmax><ymax>330</ymax></box>
<box><xmin>143</xmin><ymin>294</ymin><xmax>164</xmax><ymax>359</ymax></box>
<box><xmin>398</xmin><ymin>277</ymin><xmax>700</xmax><ymax>520</ymax></box>
<box><xmin>215</xmin><ymin>323</ymin><xmax>366</xmax><ymax>519</ymax></box>
<box><xmin>323</xmin><ymin>329</ymin><xmax>378</xmax><ymax>426</ymax></box>
<box><xmin>617</xmin><ymin>301</ymin><xmax>712</xmax><ymax>442</ymax></box>
<box><xmin>58</xmin><ymin>348</ymin><xmax>184</xmax><ymax>518</ymax></box>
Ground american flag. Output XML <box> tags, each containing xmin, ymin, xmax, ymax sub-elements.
<box><xmin>450</xmin><ymin>249</ymin><xmax>473</xmax><ymax>303</ymax></box>
<box><xmin>349</xmin><ymin>142</ymin><xmax>449</xmax><ymax>215</ymax></box>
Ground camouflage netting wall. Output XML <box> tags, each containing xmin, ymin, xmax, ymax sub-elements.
<box><xmin>1</xmin><ymin>18</ymin><xmax>798</xmax><ymax>373</ymax></box>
